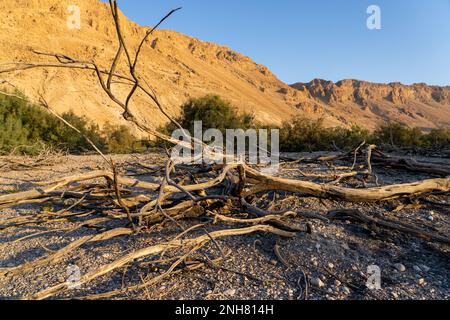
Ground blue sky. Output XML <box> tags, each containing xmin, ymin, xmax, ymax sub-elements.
<box><xmin>110</xmin><ymin>0</ymin><xmax>450</xmax><ymax>86</ymax></box>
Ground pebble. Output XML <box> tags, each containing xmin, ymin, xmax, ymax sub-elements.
<box><xmin>413</xmin><ymin>265</ymin><xmax>422</xmax><ymax>272</ymax></box>
<box><xmin>394</xmin><ymin>263</ymin><xmax>406</xmax><ymax>272</ymax></box>
<box><xmin>427</xmin><ymin>216</ymin><xmax>434</xmax><ymax>221</ymax></box>
<box><xmin>224</xmin><ymin>289</ymin><xmax>237</xmax><ymax>296</ymax></box>
<box><xmin>421</xmin><ymin>265</ymin><xmax>430</xmax><ymax>272</ymax></box>
<box><xmin>102</xmin><ymin>253</ymin><xmax>113</xmax><ymax>259</ymax></box>
<box><xmin>342</xmin><ymin>286</ymin><xmax>351</xmax><ymax>295</ymax></box>
<box><xmin>310</xmin><ymin>277</ymin><xmax>325</xmax><ymax>288</ymax></box>
<box><xmin>328</xmin><ymin>263</ymin><xmax>335</xmax><ymax>269</ymax></box>
<box><xmin>334</xmin><ymin>280</ymin><xmax>341</xmax><ymax>287</ymax></box>
<box><xmin>418</xmin><ymin>278</ymin><xmax>426</xmax><ymax>286</ymax></box>
<box><xmin>270</xmin><ymin>260</ymin><xmax>278</xmax><ymax>266</ymax></box>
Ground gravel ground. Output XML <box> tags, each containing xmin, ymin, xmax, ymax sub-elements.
<box><xmin>0</xmin><ymin>153</ymin><xmax>448</xmax><ymax>300</ymax></box>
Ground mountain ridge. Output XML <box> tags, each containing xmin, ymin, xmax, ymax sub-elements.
<box><xmin>0</xmin><ymin>0</ymin><xmax>449</xmax><ymax>134</ymax></box>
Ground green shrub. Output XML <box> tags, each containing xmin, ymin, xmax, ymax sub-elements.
<box><xmin>372</xmin><ymin>122</ymin><xmax>425</xmax><ymax>148</ymax></box>
<box><xmin>279</xmin><ymin>117</ymin><xmax>369</xmax><ymax>152</ymax></box>
<box><xmin>422</xmin><ymin>128</ymin><xmax>450</xmax><ymax>148</ymax></box>
<box><xmin>103</xmin><ymin>123</ymin><xmax>149</xmax><ymax>154</ymax></box>
<box><xmin>158</xmin><ymin>95</ymin><xmax>257</xmax><ymax>149</ymax></box>
<box><xmin>58</xmin><ymin>111</ymin><xmax>106</xmax><ymax>153</ymax></box>
<box><xmin>0</xmin><ymin>91</ymin><xmax>105</xmax><ymax>154</ymax></box>
<box><xmin>165</xmin><ymin>95</ymin><xmax>254</xmax><ymax>135</ymax></box>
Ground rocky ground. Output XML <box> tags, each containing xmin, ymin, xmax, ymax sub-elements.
<box><xmin>0</xmin><ymin>153</ymin><xmax>448</xmax><ymax>300</ymax></box>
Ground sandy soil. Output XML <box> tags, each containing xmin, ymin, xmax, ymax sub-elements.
<box><xmin>0</xmin><ymin>153</ymin><xmax>448</xmax><ymax>300</ymax></box>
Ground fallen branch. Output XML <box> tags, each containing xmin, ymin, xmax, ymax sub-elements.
<box><xmin>25</xmin><ymin>225</ymin><xmax>295</xmax><ymax>300</ymax></box>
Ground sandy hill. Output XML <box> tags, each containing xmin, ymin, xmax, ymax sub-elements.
<box><xmin>0</xmin><ymin>0</ymin><xmax>449</xmax><ymax>134</ymax></box>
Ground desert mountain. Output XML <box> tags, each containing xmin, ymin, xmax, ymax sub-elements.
<box><xmin>0</xmin><ymin>0</ymin><xmax>449</xmax><ymax>135</ymax></box>
<box><xmin>290</xmin><ymin>79</ymin><xmax>450</xmax><ymax>130</ymax></box>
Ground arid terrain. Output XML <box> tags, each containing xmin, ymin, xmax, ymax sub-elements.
<box><xmin>0</xmin><ymin>152</ymin><xmax>448</xmax><ymax>300</ymax></box>
<box><xmin>0</xmin><ymin>0</ymin><xmax>449</xmax><ymax>303</ymax></box>
<box><xmin>1</xmin><ymin>0</ymin><xmax>450</xmax><ymax>135</ymax></box>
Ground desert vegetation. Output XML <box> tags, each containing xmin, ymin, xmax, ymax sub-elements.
<box><xmin>2</xmin><ymin>90</ymin><xmax>448</xmax><ymax>156</ymax></box>
<box><xmin>159</xmin><ymin>94</ymin><xmax>450</xmax><ymax>152</ymax></box>
<box><xmin>0</xmin><ymin>91</ymin><xmax>149</xmax><ymax>155</ymax></box>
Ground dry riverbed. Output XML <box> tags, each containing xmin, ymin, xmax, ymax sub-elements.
<box><xmin>0</xmin><ymin>153</ymin><xmax>448</xmax><ymax>300</ymax></box>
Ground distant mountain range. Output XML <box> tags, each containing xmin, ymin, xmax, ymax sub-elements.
<box><xmin>1</xmin><ymin>0</ymin><xmax>449</xmax><ymax>135</ymax></box>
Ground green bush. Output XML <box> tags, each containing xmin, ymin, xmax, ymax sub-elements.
<box><xmin>165</xmin><ymin>95</ymin><xmax>255</xmax><ymax>136</ymax></box>
<box><xmin>279</xmin><ymin>119</ymin><xmax>449</xmax><ymax>152</ymax></box>
<box><xmin>279</xmin><ymin>116</ymin><xmax>369</xmax><ymax>152</ymax></box>
<box><xmin>58</xmin><ymin>111</ymin><xmax>106</xmax><ymax>153</ymax></box>
<box><xmin>372</xmin><ymin>122</ymin><xmax>425</xmax><ymax>148</ymax></box>
<box><xmin>421</xmin><ymin>128</ymin><xmax>450</xmax><ymax>148</ymax></box>
<box><xmin>103</xmin><ymin>123</ymin><xmax>149</xmax><ymax>154</ymax></box>
<box><xmin>0</xmin><ymin>91</ymin><xmax>150</xmax><ymax>155</ymax></box>
<box><xmin>0</xmin><ymin>92</ymin><xmax>107</xmax><ymax>155</ymax></box>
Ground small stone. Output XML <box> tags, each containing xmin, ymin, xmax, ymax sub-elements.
<box><xmin>341</xmin><ymin>243</ymin><xmax>350</xmax><ymax>250</ymax></box>
<box><xmin>392</xmin><ymin>292</ymin><xmax>399</xmax><ymax>299</ymax></box>
<box><xmin>427</xmin><ymin>216</ymin><xmax>434</xmax><ymax>221</ymax></box>
<box><xmin>205</xmin><ymin>290</ymin><xmax>212</xmax><ymax>295</ymax></box>
<box><xmin>315</xmin><ymin>243</ymin><xmax>321</xmax><ymax>250</ymax></box>
<box><xmin>417</xmin><ymin>278</ymin><xmax>426</xmax><ymax>286</ymax></box>
<box><xmin>413</xmin><ymin>265</ymin><xmax>422</xmax><ymax>272</ymax></box>
<box><xmin>342</xmin><ymin>286</ymin><xmax>351</xmax><ymax>295</ymax></box>
<box><xmin>421</xmin><ymin>265</ymin><xmax>430</xmax><ymax>272</ymax></box>
<box><xmin>270</xmin><ymin>260</ymin><xmax>278</xmax><ymax>266</ymax></box>
<box><xmin>224</xmin><ymin>289</ymin><xmax>236</xmax><ymax>296</ymax></box>
<box><xmin>102</xmin><ymin>253</ymin><xmax>113</xmax><ymax>259</ymax></box>
<box><xmin>310</xmin><ymin>277</ymin><xmax>325</xmax><ymax>288</ymax></box>
<box><xmin>6</xmin><ymin>263</ymin><xmax>14</xmax><ymax>268</ymax></box>
<box><xmin>393</xmin><ymin>263</ymin><xmax>406</xmax><ymax>272</ymax></box>
<box><xmin>334</xmin><ymin>280</ymin><xmax>342</xmax><ymax>287</ymax></box>
<box><xmin>328</xmin><ymin>263</ymin><xmax>335</xmax><ymax>269</ymax></box>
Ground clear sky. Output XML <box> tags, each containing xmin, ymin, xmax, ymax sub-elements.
<box><xmin>109</xmin><ymin>0</ymin><xmax>450</xmax><ymax>86</ymax></box>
